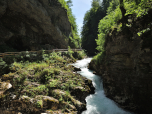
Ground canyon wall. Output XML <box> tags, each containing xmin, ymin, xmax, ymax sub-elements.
<box><xmin>89</xmin><ymin>9</ymin><xmax>152</xmax><ymax>114</ymax></box>
<box><xmin>0</xmin><ymin>0</ymin><xmax>73</xmax><ymax>52</ymax></box>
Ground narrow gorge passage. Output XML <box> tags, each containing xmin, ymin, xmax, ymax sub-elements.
<box><xmin>72</xmin><ymin>58</ymin><xmax>132</xmax><ymax>114</ymax></box>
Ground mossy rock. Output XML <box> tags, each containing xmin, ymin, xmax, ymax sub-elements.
<box><xmin>42</xmin><ymin>96</ymin><xmax>59</xmax><ymax>110</ymax></box>
<box><xmin>21</xmin><ymin>85</ymin><xmax>48</xmax><ymax>97</ymax></box>
<box><xmin>51</xmin><ymin>89</ymin><xmax>85</xmax><ymax>110</ymax></box>
<box><xmin>2</xmin><ymin>72</ymin><xmax>15</xmax><ymax>81</ymax></box>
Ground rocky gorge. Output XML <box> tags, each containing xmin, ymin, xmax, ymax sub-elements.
<box><xmin>1</xmin><ymin>0</ymin><xmax>152</xmax><ymax>113</ymax></box>
<box><xmin>89</xmin><ymin>9</ymin><xmax>152</xmax><ymax>114</ymax></box>
<box><xmin>0</xmin><ymin>0</ymin><xmax>93</xmax><ymax>113</ymax></box>
<box><xmin>0</xmin><ymin>0</ymin><xmax>77</xmax><ymax>52</ymax></box>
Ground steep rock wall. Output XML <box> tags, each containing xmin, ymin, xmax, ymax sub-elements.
<box><xmin>89</xmin><ymin>9</ymin><xmax>152</xmax><ymax>114</ymax></box>
<box><xmin>0</xmin><ymin>0</ymin><xmax>72</xmax><ymax>52</ymax></box>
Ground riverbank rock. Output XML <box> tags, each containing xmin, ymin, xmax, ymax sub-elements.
<box><xmin>67</xmin><ymin>65</ymin><xmax>81</xmax><ymax>72</ymax></box>
<box><xmin>0</xmin><ymin>81</ymin><xmax>12</xmax><ymax>98</ymax></box>
<box><xmin>0</xmin><ymin>0</ymin><xmax>73</xmax><ymax>52</ymax></box>
<box><xmin>0</xmin><ymin>54</ymin><xmax>94</xmax><ymax>114</ymax></box>
<box><xmin>73</xmin><ymin>67</ymin><xmax>81</xmax><ymax>72</ymax></box>
<box><xmin>89</xmin><ymin>9</ymin><xmax>152</xmax><ymax>114</ymax></box>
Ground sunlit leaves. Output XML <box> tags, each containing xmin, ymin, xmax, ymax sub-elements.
<box><xmin>107</xmin><ymin>0</ymin><xmax>119</xmax><ymax>14</ymax></box>
<box><xmin>81</xmin><ymin>0</ymin><xmax>108</xmax><ymax>55</ymax></box>
<box><xmin>58</xmin><ymin>0</ymin><xmax>80</xmax><ymax>48</ymax></box>
<box><xmin>96</xmin><ymin>0</ymin><xmax>152</xmax><ymax>53</ymax></box>
<box><xmin>125</xmin><ymin>0</ymin><xmax>152</xmax><ymax>16</ymax></box>
<box><xmin>96</xmin><ymin>7</ymin><xmax>122</xmax><ymax>51</ymax></box>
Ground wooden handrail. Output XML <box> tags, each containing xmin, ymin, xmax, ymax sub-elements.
<box><xmin>0</xmin><ymin>49</ymin><xmax>83</xmax><ymax>58</ymax></box>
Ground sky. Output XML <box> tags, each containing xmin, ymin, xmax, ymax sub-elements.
<box><xmin>66</xmin><ymin>0</ymin><xmax>92</xmax><ymax>36</ymax></box>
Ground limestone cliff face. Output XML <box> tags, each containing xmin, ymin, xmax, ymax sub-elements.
<box><xmin>0</xmin><ymin>0</ymin><xmax>72</xmax><ymax>52</ymax></box>
<box><xmin>89</xmin><ymin>9</ymin><xmax>152</xmax><ymax>114</ymax></box>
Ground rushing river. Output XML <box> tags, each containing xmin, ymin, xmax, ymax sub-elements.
<box><xmin>72</xmin><ymin>58</ymin><xmax>132</xmax><ymax>114</ymax></box>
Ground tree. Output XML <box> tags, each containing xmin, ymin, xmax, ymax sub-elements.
<box><xmin>66</xmin><ymin>0</ymin><xmax>73</xmax><ymax>8</ymax></box>
<box><xmin>81</xmin><ymin>0</ymin><xmax>110</xmax><ymax>56</ymax></box>
<box><xmin>119</xmin><ymin>0</ymin><xmax>126</xmax><ymax>18</ymax></box>
<box><xmin>91</xmin><ymin>0</ymin><xmax>100</xmax><ymax>8</ymax></box>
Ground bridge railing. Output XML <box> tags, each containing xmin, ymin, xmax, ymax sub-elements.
<box><xmin>0</xmin><ymin>49</ymin><xmax>83</xmax><ymax>58</ymax></box>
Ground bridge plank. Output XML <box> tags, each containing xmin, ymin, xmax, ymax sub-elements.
<box><xmin>0</xmin><ymin>49</ymin><xmax>83</xmax><ymax>58</ymax></box>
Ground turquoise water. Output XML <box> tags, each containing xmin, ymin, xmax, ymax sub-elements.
<box><xmin>72</xmin><ymin>58</ymin><xmax>132</xmax><ymax>114</ymax></box>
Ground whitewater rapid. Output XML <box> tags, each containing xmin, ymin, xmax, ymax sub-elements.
<box><xmin>72</xmin><ymin>58</ymin><xmax>132</xmax><ymax>114</ymax></box>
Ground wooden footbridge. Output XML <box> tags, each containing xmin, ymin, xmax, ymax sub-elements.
<box><xmin>0</xmin><ymin>49</ymin><xmax>83</xmax><ymax>58</ymax></box>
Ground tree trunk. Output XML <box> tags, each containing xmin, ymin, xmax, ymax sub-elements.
<box><xmin>119</xmin><ymin>0</ymin><xmax>127</xmax><ymax>27</ymax></box>
<box><xmin>119</xmin><ymin>0</ymin><xmax>126</xmax><ymax>18</ymax></box>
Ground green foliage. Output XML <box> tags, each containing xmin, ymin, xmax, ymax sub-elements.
<box><xmin>0</xmin><ymin>58</ymin><xmax>7</xmax><ymax>74</ymax></box>
<box><xmin>66</xmin><ymin>0</ymin><xmax>73</xmax><ymax>7</ymax></box>
<box><xmin>96</xmin><ymin>0</ymin><xmax>152</xmax><ymax>51</ymax></box>
<box><xmin>125</xmin><ymin>0</ymin><xmax>152</xmax><ymax>17</ymax></box>
<box><xmin>74</xmin><ymin>50</ymin><xmax>86</xmax><ymax>60</ymax></box>
<box><xmin>137</xmin><ymin>27</ymin><xmax>151</xmax><ymax>36</ymax></box>
<box><xmin>91</xmin><ymin>0</ymin><xmax>100</xmax><ymax>8</ymax></box>
<box><xmin>81</xmin><ymin>0</ymin><xmax>111</xmax><ymax>55</ymax></box>
<box><xmin>96</xmin><ymin>7</ymin><xmax>122</xmax><ymax>51</ymax></box>
<box><xmin>94</xmin><ymin>0</ymin><xmax>152</xmax><ymax>65</ymax></box>
<box><xmin>24</xmin><ymin>85</ymin><xmax>49</xmax><ymax>97</ymax></box>
<box><xmin>36</xmin><ymin>100</ymin><xmax>43</xmax><ymax>108</ymax></box>
<box><xmin>58</xmin><ymin>0</ymin><xmax>80</xmax><ymax>48</ymax></box>
<box><xmin>107</xmin><ymin>0</ymin><xmax>119</xmax><ymax>14</ymax></box>
<box><xmin>48</xmin><ymin>79</ymin><xmax>60</xmax><ymax>88</ymax></box>
<box><xmin>93</xmin><ymin>51</ymin><xmax>106</xmax><ymax>65</ymax></box>
<box><xmin>67</xmin><ymin>46</ymin><xmax>74</xmax><ymax>57</ymax></box>
<box><xmin>10</xmin><ymin>62</ymin><xmax>23</xmax><ymax>71</ymax></box>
